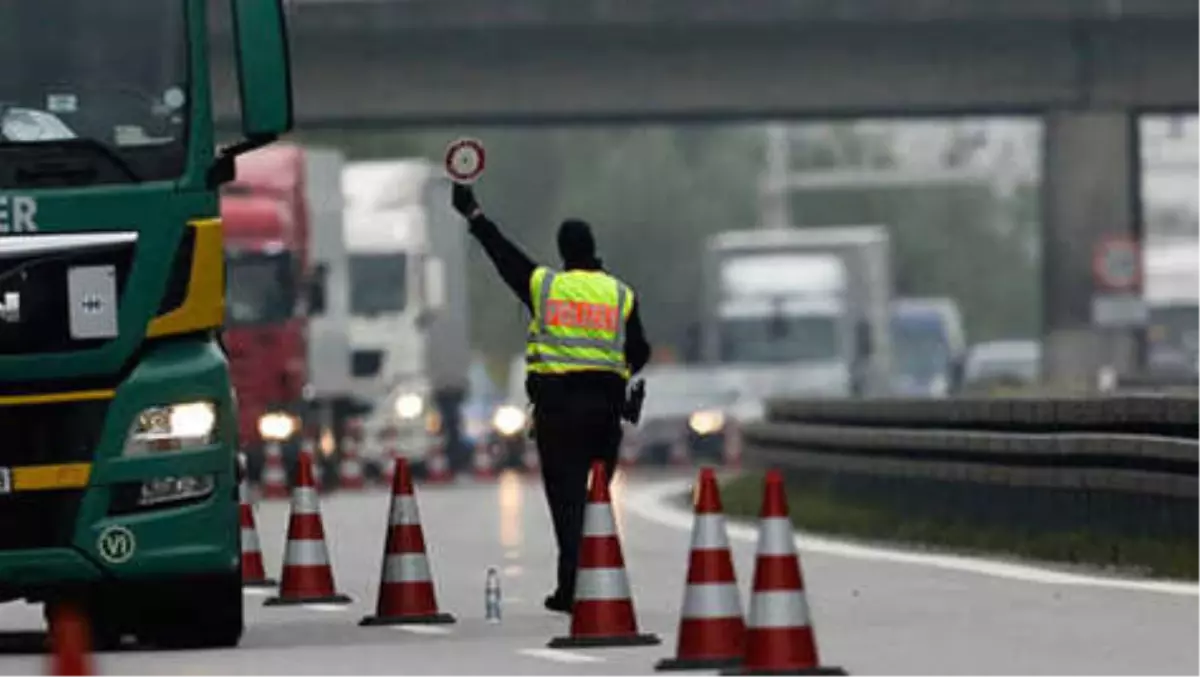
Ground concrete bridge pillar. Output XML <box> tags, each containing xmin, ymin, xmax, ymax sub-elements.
<box><xmin>1040</xmin><ymin>110</ymin><xmax>1142</xmax><ymax>390</ymax></box>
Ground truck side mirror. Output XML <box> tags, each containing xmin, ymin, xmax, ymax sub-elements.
<box><xmin>308</xmin><ymin>264</ymin><xmax>328</xmax><ymax>316</ymax></box>
<box><xmin>230</xmin><ymin>0</ymin><xmax>293</xmax><ymax>139</ymax></box>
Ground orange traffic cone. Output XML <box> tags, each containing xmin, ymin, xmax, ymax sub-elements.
<box><xmin>46</xmin><ymin>604</ymin><xmax>92</xmax><ymax>676</ymax></box>
<box><xmin>724</xmin><ymin>470</ymin><xmax>844</xmax><ymax>675</ymax></box>
<box><xmin>240</xmin><ymin>476</ymin><xmax>276</xmax><ymax>588</ymax></box>
<box><xmin>264</xmin><ymin>451</ymin><xmax>352</xmax><ymax>606</ymax></box>
<box><xmin>656</xmin><ymin>468</ymin><xmax>744</xmax><ymax>670</ymax></box>
<box><xmin>261</xmin><ymin>441</ymin><xmax>288</xmax><ymax>500</ymax></box>
<box><xmin>361</xmin><ymin>457</ymin><xmax>456</xmax><ymax>626</ymax></box>
<box><xmin>548</xmin><ymin>461</ymin><xmax>660</xmax><ymax>649</ymax></box>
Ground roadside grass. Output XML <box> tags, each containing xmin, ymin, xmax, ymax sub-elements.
<box><xmin>713</xmin><ymin>471</ymin><xmax>1198</xmax><ymax>581</ymax></box>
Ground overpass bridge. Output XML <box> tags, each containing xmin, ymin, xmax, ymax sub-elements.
<box><xmin>211</xmin><ymin>0</ymin><xmax>1197</xmax><ymax>386</ymax></box>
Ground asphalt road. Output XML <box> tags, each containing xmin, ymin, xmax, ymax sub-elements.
<box><xmin>0</xmin><ymin>469</ymin><xmax>1196</xmax><ymax>675</ymax></box>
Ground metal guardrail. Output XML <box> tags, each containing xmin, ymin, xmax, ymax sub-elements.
<box><xmin>743</xmin><ymin>395</ymin><xmax>1199</xmax><ymax>501</ymax></box>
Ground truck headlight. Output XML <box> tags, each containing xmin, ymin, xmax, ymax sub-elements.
<box><xmin>492</xmin><ymin>405</ymin><xmax>527</xmax><ymax>437</ymax></box>
<box><xmin>688</xmin><ymin>409</ymin><xmax>725</xmax><ymax>436</ymax></box>
<box><xmin>258</xmin><ymin>412</ymin><xmax>298</xmax><ymax>441</ymax></box>
<box><xmin>124</xmin><ymin>401</ymin><xmax>217</xmax><ymax>455</ymax></box>
<box><xmin>395</xmin><ymin>393</ymin><xmax>424</xmax><ymax>420</ymax></box>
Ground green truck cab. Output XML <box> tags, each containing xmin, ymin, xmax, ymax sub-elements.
<box><xmin>0</xmin><ymin>0</ymin><xmax>293</xmax><ymax>648</ymax></box>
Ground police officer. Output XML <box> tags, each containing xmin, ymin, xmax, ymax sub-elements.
<box><xmin>451</xmin><ymin>183</ymin><xmax>651</xmax><ymax>614</ymax></box>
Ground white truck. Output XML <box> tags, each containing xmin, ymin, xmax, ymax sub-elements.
<box><xmin>700</xmin><ymin>226</ymin><xmax>892</xmax><ymax>401</ymax></box>
<box><xmin>1143</xmin><ymin>237</ymin><xmax>1198</xmax><ymax>374</ymax></box>
<box><xmin>340</xmin><ymin>159</ymin><xmax>471</xmax><ymax>474</ymax></box>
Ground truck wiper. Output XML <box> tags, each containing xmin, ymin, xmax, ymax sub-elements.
<box><xmin>0</xmin><ymin>138</ymin><xmax>140</xmax><ymax>182</ymax></box>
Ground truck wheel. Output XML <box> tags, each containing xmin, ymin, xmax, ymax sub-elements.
<box><xmin>141</xmin><ymin>573</ymin><xmax>243</xmax><ymax>649</ymax></box>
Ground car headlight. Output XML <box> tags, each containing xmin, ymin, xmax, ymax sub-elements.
<box><xmin>124</xmin><ymin>401</ymin><xmax>217</xmax><ymax>455</ymax></box>
<box><xmin>688</xmin><ymin>409</ymin><xmax>725</xmax><ymax>436</ymax></box>
<box><xmin>258</xmin><ymin>412</ymin><xmax>298</xmax><ymax>442</ymax></box>
<box><xmin>395</xmin><ymin>393</ymin><xmax>424</xmax><ymax>420</ymax></box>
<box><xmin>492</xmin><ymin>405</ymin><xmax>527</xmax><ymax>437</ymax></box>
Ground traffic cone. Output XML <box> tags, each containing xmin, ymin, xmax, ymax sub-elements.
<box><xmin>360</xmin><ymin>457</ymin><xmax>456</xmax><ymax>626</ymax></box>
<box><xmin>240</xmin><ymin>476</ymin><xmax>277</xmax><ymax>588</ymax></box>
<box><xmin>620</xmin><ymin>428</ymin><xmax>640</xmax><ymax>467</ymax></box>
<box><xmin>472</xmin><ymin>440</ymin><xmax>496</xmax><ymax>481</ymax></box>
<box><xmin>723</xmin><ymin>471</ymin><xmax>845</xmax><ymax>676</ymax></box>
<box><xmin>301</xmin><ymin>438</ymin><xmax>326</xmax><ymax>492</ymax></box>
<box><xmin>656</xmin><ymin>468</ymin><xmax>744</xmax><ymax>671</ymax></box>
<box><xmin>264</xmin><ymin>451</ymin><xmax>352</xmax><ymax>606</ymax></box>
<box><xmin>520</xmin><ymin>445</ymin><xmax>539</xmax><ymax>474</ymax></box>
<box><xmin>425</xmin><ymin>442</ymin><xmax>453</xmax><ymax>484</ymax></box>
<box><xmin>261</xmin><ymin>441</ymin><xmax>288</xmax><ymax>500</ymax></box>
<box><xmin>339</xmin><ymin>434</ymin><xmax>366</xmax><ymax>491</ymax></box>
<box><xmin>46</xmin><ymin>603</ymin><xmax>92</xmax><ymax>676</ymax></box>
<box><xmin>548</xmin><ymin>461</ymin><xmax>660</xmax><ymax>649</ymax></box>
<box><xmin>380</xmin><ymin>442</ymin><xmax>398</xmax><ymax>487</ymax></box>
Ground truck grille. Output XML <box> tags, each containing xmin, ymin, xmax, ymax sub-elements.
<box><xmin>0</xmin><ymin>399</ymin><xmax>108</xmax><ymax>467</ymax></box>
<box><xmin>0</xmin><ymin>491</ymin><xmax>83</xmax><ymax>551</ymax></box>
<box><xmin>0</xmin><ymin>242</ymin><xmax>135</xmax><ymax>355</ymax></box>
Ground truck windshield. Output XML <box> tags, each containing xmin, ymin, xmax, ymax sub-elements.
<box><xmin>0</xmin><ymin>0</ymin><xmax>189</xmax><ymax>188</ymax></box>
<box><xmin>891</xmin><ymin>317</ymin><xmax>950</xmax><ymax>379</ymax></box>
<box><xmin>350</xmin><ymin>254</ymin><xmax>408</xmax><ymax>316</ymax></box>
<box><xmin>719</xmin><ymin>316</ymin><xmax>840</xmax><ymax>364</ymax></box>
<box><xmin>226</xmin><ymin>253</ymin><xmax>297</xmax><ymax>326</ymax></box>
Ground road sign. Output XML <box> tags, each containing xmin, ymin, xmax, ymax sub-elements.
<box><xmin>444</xmin><ymin>138</ymin><xmax>486</xmax><ymax>184</ymax></box>
<box><xmin>1092</xmin><ymin>236</ymin><xmax>1141</xmax><ymax>292</ymax></box>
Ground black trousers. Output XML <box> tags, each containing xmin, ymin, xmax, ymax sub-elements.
<box><xmin>533</xmin><ymin>391</ymin><xmax>622</xmax><ymax>601</ymax></box>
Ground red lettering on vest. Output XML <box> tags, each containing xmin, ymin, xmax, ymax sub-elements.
<box><xmin>545</xmin><ymin>299</ymin><xmax>618</xmax><ymax>331</ymax></box>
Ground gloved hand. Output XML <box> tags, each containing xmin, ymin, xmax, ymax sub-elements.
<box><xmin>452</xmin><ymin>183</ymin><xmax>481</xmax><ymax>220</ymax></box>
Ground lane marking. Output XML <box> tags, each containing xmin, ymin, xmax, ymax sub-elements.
<box><xmin>504</xmin><ymin>551</ymin><xmax>521</xmax><ymax>560</ymax></box>
<box><xmin>507</xmin><ymin>596</ymin><xmax>525</xmax><ymax>604</ymax></box>
<box><xmin>393</xmin><ymin>626</ymin><xmax>453</xmax><ymax>636</ymax></box>
<box><xmin>625</xmin><ymin>478</ymin><xmax>1200</xmax><ymax>598</ymax></box>
<box><xmin>519</xmin><ymin>648</ymin><xmax>604</xmax><ymax>664</ymax></box>
<box><xmin>504</xmin><ymin>565</ymin><xmax>523</xmax><ymax>576</ymax></box>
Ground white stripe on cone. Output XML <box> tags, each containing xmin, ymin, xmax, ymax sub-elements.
<box><xmin>291</xmin><ymin>487</ymin><xmax>321</xmax><ymax>515</ymax></box>
<box><xmin>582</xmin><ymin>504</ymin><xmax>617</xmax><ymax>537</ymax></box>
<box><xmin>747</xmin><ymin>590</ymin><xmax>811</xmax><ymax>629</ymax></box>
<box><xmin>388</xmin><ymin>496</ymin><xmax>421</xmax><ymax>525</ymax></box>
<box><xmin>382</xmin><ymin>553</ymin><xmax>433</xmax><ymax>583</ymax></box>
<box><xmin>575</xmin><ymin>567</ymin><xmax>633</xmax><ymax>601</ymax></box>
<box><xmin>284</xmin><ymin>539</ymin><xmax>331</xmax><ymax>567</ymax></box>
<box><xmin>690</xmin><ymin>514</ymin><xmax>732</xmax><ymax>550</ymax></box>
<box><xmin>680</xmin><ymin>582</ymin><xmax>743</xmax><ymax>619</ymax></box>
<box><xmin>756</xmin><ymin>517</ymin><xmax>798</xmax><ymax>556</ymax></box>
<box><xmin>241</xmin><ymin>528</ymin><xmax>262</xmax><ymax>553</ymax></box>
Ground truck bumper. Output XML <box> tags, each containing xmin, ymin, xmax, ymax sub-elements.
<box><xmin>0</xmin><ymin>338</ymin><xmax>239</xmax><ymax>601</ymax></box>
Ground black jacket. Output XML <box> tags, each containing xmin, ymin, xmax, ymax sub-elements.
<box><xmin>467</xmin><ymin>213</ymin><xmax>651</xmax><ymax>408</ymax></box>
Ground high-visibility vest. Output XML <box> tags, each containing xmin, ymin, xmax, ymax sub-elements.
<box><xmin>526</xmin><ymin>266</ymin><xmax>634</xmax><ymax>378</ymax></box>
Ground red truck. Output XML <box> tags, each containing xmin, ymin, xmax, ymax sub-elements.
<box><xmin>220</xmin><ymin>144</ymin><xmax>353</xmax><ymax>485</ymax></box>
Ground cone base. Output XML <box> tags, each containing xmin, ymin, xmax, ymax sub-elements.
<box><xmin>242</xmin><ymin>578</ymin><xmax>278</xmax><ymax>589</ymax></box>
<box><xmin>359</xmin><ymin>612</ymin><xmax>457</xmax><ymax>626</ymax></box>
<box><xmin>548</xmin><ymin>633</ymin><xmax>661</xmax><ymax>649</ymax></box>
<box><xmin>656</xmin><ymin>656</ymin><xmax>742</xmax><ymax>671</ymax></box>
<box><xmin>264</xmin><ymin>593</ymin><xmax>353</xmax><ymax>606</ymax></box>
<box><xmin>720</xmin><ymin>666</ymin><xmax>847</xmax><ymax>676</ymax></box>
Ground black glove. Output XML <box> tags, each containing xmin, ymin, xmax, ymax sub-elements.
<box><xmin>452</xmin><ymin>183</ymin><xmax>481</xmax><ymax>220</ymax></box>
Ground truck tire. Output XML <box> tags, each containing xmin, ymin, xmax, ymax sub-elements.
<box><xmin>141</xmin><ymin>573</ymin><xmax>243</xmax><ymax>649</ymax></box>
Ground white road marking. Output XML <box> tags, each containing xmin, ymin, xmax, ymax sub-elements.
<box><xmin>504</xmin><ymin>551</ymin><xmax>521</xmax><ymax>560</ymax></box>
<box><xmin>241</xmin><ymin>588</ymin><xmax>273</xmax><ymax>596</ymax></box>
<box><xmin>518</xmin><ymin>648</ymin><xmax>605</xmax><ymax>664</ymax></box>
<box><xmin>304</xmin><ymin>603</ymin><xmax>351</xmax><ymax>612</ymax></box>
<box><xmin>393</xmin><ymin>625</ymin><xmax>453</xmax><ymax>636</ymax></box>
<box><xmin>507</xmin><ymin>596</ymin><xmax>525</xmax><ymax>604</ymax></box>
<box><xmin>504</xmin><ymin>565</ymin><xmax>523</xmax><ymax>576</ymax></box>
<box><xmin>625</xmin><ymin>477</ymin><xmax>1200</xmax><ymax>598</ymax></box>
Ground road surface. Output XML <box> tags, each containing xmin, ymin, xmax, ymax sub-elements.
<box><xmin>0</xmin><ymin>469</ymin><xmax>1196</xmax><ymax>674</ymax></box>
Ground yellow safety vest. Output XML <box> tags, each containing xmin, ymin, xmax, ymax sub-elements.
<box><xmin>526</xmin><ymin>266</ymin><xmax>634</xmax><ymax>378</ymax></box>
